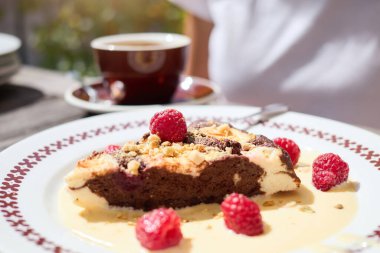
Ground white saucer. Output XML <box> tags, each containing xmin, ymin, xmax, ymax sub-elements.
<box><xmin>64</xmin><ymin>75</ymin><xmax>221</xmax><ymax>113</ymax></box>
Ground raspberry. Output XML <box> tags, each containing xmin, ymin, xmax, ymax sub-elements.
<box><xmin>221</xmin><ymin>193</ymin><xmax>263</xmax><ymax>236</ymax></box>
<box><xmin>104</xmin><ymin>144</ymin><xmax>121</xmax><ymax>154</ymax></box>
<box><xmin>273</xmin><ymin>137</ymin><xmax>301</xmax><ymax>166</ymax></box>
<box><xmin>312</xmin><ymin>153</ymin><xmax>349</xmax><ymax>191</ymax></box>
<box><xmin>312</xmin><ymin>170</ymin><xmax>337</xmax><ymax>191</ymax></box>
<box><xmin>135</xmin><ymin>208</ymin><xmax>183</xmax><ymax>250</ymax></box>
<box><xmin>149</xmin><ymin>109</ymin><xmax>187</xmax><ymax>142</ymax></box>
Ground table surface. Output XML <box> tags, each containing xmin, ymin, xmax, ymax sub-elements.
<box><xmin>0</xmin><ymin>66</ymin><xmax>87</xmax><ymax>151</ymax></box>
<box><xmin>1</xmin><ymin>65</ymin><xmax>379</xmax><ymax>152</ymax></box>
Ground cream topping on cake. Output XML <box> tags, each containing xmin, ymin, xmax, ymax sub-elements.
<box><xmin>65</xmin><ymin>153</ymin><xmax>119</xmax><ymax>188</ymax></box>
<box><xmin>244</xmin><ymin>147</ymin><xmax>298</xmax><ymax>195</ymax></box>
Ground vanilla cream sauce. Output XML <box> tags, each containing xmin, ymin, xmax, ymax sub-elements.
<box><xmin>59</xmin><ymin>150</ymin><xmax>358</xmax><ymax>253</ymax></box>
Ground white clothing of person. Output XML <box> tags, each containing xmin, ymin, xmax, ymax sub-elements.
<box><xmin>172</xmin><ymin>0</ymin><xmax>380</xmax><ymax>128</ymax></box>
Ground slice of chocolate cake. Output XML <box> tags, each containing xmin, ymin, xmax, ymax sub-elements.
<box><xmin>65</xmin><ymin>121</ymin><xmax>300</xmax><ymax>211</ymax></box>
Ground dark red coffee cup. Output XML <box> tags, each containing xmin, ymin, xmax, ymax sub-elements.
<box><xmin>91</xmin><ymin>33</ymin><xmax>190</xmax><ymax>105</ymax></box>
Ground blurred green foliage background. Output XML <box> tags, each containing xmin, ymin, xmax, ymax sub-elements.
<box><xmin>19</xmin><ymin>0</ymin><xmax>184</xmax><ymax>75</ymax></box>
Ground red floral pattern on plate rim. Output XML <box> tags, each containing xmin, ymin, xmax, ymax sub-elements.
<box><xmin>0</xmin><ymin>116</ymin><xmax>379</xmax><ymax>253</ymax></box>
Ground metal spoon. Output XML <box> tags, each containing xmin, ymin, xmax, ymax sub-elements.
<box><xmin>238</xmin><ymin>103</ymin><xmax>289</xmax><ymax>130</ymax></box>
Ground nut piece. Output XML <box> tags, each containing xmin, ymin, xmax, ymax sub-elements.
<box><xmin>334</xmin><ymin>204</ymin><xmax>344</xmax><ymax>209</ymax></box>
<box><xmin>217</xmin><ymin>124</ymin><xmax>232</xmax><ymax>136</ymax></box>
<box><xmin>126</xmin><ymin>160</ymin><xmax>140</xmax><ymax>175</ymax></box>
<box><xmin>170</xmin><ymin>143</ymin><xmax>185</xmax><ymax>155</ymax></box>
<box><xmin>126</xmin><ymin>151</ymin><xmax>137</xmax><ymax>157</ymax></box>
<box><xmin>163</xmin><ymin>146</ymin><xmax>176</xmax><ymax>157</ymax></box>
<box><xmin>161</xmin><ymin>141</ymin><xmax>172</xmax><ymax>146</ymax></box>
<box><xmin>123</xmin><ymin>142</ymin><xmax>139</xmax><ymax>152</ymax></box>
<box><xmin>147</xmin><ymin>134</ymin><xmax>161</xmax><ymax>149</ymax></box>
<box><xmin>187</xmin><ymin>150</ymin><xmax>205</xmax><ymax>165</ymax></box>
<box><xmin>206</xmin><ymin>124</ymin><xmax>232</xmax><ymax>137</ymax></box>
<box><xmin>194</xmin><ymin>144</ymin><xmax>206</xmax><ymax>152</ymax></box>
<box><xmin>242</xmin><ymin>143</ymin><xmax>252</xmax><ymax>151</ymax></box>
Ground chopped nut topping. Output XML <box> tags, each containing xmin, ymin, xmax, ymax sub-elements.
<box><xmin>148</xmin><ymin>148</ymin><xmax>161</xmax><ymax>156</ymax></box>
<box><xmin>187</xmin><ymin>150</ymin><xmax>205</xmax><ymax>165</ymax></box>
<box><xmin>147</xmin><ymin>134</ymin><xmax>161</xmax><ymax>149</ymax></box>
<box><xmin>114</xmin><ymin>125</ymin><xmax>244</xmax><ymax>176</ymax></box>
<box><xmin>170</xmin><ymin>143</ymin><xmax>184</xmax><ymax>154</ymax></box>
<box><xmin>203</xmin><ymin>124</ymin><xmax>232</xmax><ymax>137</ymax></box>
<box><xmin>163</xmin><ymin>146</ymin><xmax>176</xmax><ymax>157</ymax></box>
<box><xmin>334</xmin><ymin>204</ymin><xmax>344</xmax><ymax>209</ymax></box>
<box><xmin>123</xmin><ymin>142</ymin><xmax>139</xmax><ymax>152</ymax></box>
<box><xmin>126</xmin><ymin>151</ymin><xmax>137</xmax><ymax>157</ymax></box>
<box><xmin>242</xmin><ymin>143</ymin><xmax>252</xmax><ymax>151</ymax></box>
<box><xmin>217</xmin><ymin>124</ymin><xmax>232</xmax><ymax>136</ymax></box>
<box><xmin>141</xmin><ymin>146</ymin><xmax>150</xmax><ymax>155</ymax></box>
<box><xmin>126</xmin><ymin>160</ymin><xmax>140</xmax><ymax>175</ymax></box>
<box><xmin>195</xmin><ymin>144</ymin><xmax>206</xmax><ymax>152</ymax></box>
<box><xmin>161</xmin><ymin>141</ymin><xmax>171</xmax><ymax>146</ymax></box>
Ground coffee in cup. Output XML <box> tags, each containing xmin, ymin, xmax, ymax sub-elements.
<box><xmin>91</xmin><ymin>33</ymin><xmax>191</xmax><ymax>105</ymax></box>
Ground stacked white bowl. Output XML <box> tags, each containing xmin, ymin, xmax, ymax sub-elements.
<box><xmin>0</xmin><ymin>33</ymin><xmax>21</xmax><ymax>85</ymax></box>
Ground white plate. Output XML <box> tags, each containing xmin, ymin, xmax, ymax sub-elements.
<box><xmin>64</xmin><ymin>76</ymin><xmax>221</xmax><ymax>113</ymax></box>
<box><xmin>0</xmin><ymin>34</ymin><xmax>21</xmax><ymax>85</ymax></box>
<box><xmin>0</xmin><ymin>60</ymin><xmax>20</xmax><ymax>76</ymax></box>
<box><xmin>0</xmin><ymin>52</ymin><xmax>19</xmax><ymax>67</ymax></box>
<box><xmin>0</xmin><ymin>33</ymin><xmax>21</xmax><ymax>56</ymax></box>
<box><xmin>0</xmin><ymin>105</ymin><xmax>380</xmax><ymax>253</ymax></box>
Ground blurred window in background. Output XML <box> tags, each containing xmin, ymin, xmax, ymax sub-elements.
<box><xmin>0</xmin><ymin>0</ymin><xmax>184</xmax><ymax>75</ymax></box>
